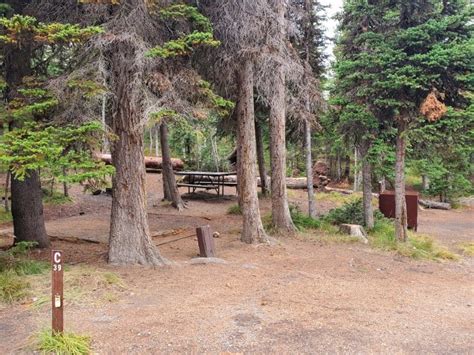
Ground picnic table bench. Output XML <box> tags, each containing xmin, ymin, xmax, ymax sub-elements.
<box><xmin>175</xmin><ymin>171</ymin><xmax>237</xmax><ymax>197</ymax></box>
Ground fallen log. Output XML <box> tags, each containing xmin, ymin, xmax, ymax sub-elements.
<box><xmin>324</xmin><ymin>186</ymin><xmax>354</xmax><ymax>195</ymax></box>
<box><xmin>419</xmin><ymin>199</ymin><xmax>451</xmax><ymax>210</ymax></box>
<box><xmin>96</xmin><ymin>153</ymin><xmax>184</xmax><ymax>171</ymax></box>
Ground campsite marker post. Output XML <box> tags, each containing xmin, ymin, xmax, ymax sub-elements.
<box><xmin>51</xmin><ymin>250</ymin><xmax>64</xmax><ymax>334</ymax></box>
<box><xmin>196</xmin><ymin>225</ymin><xmax>216</xmax><ymax>257</ymax></box>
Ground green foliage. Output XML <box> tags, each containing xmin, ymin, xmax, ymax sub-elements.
<box><xmin>146</xmin><ymin>31</ymin><xmax>220</xmax><ymax>58</ymax></box>
<box><xmin>67</xmin><ymin>79</ymin><xmax>105</xmax><ymax>99</ymax></box>
<box><xmin>289</xmin><ymin>204</ymin><xmax>322</xmax><ymax>230</ymax></box>
<box><xmin>159</xmin><ymin>4</ymin><xmax>213</xmax><ymax>33</ymax></box>
<box><xmin>409</xmin><ymin>104</ymin><xmax>474</xmax><ymax>200</ymax></box>
<box><xmin>0</xmin><ymin>15</ymin><xmax>102</xmax><ymax>45</ymax></box>
<box><xmin>324</xmin><ymin>199</ymin><xmax>364</xmax><ymax>226</ymax></box>
<box><xmin>198</xmin><ymin>80</ymin><xmax>235</xmax><ymax>117</ymax></box>
<box><xmin>35</xmin><ymin>329</ymin><xmax>91</xmax><ymax>355</ymax></box>
<box><xmin>329</xmin><ymin>0</ymin><xmax>473</xmax><ymax>191</ymax></box>
<box><xmin>146</xmin><ymin>5</ymin><xmax>219</xmax><ymax>58</ymax></box>
<box><xmin>0</xmin><ymin>121</ymin><xmax>114</xmax><ymax>182</ymax></box>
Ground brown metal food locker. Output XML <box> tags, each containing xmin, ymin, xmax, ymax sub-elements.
<box><xmin>378</xmin><ymin>191</ymin><xmax>419</xmax><ymax>230</ymax></box>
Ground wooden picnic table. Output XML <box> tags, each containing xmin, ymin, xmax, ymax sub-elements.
<box><xmin>175</xmin><ymin>171</ymin><xmax>236</xmax><ymax>197</ymax></box>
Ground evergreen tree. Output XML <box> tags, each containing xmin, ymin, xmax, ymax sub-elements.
<box><xmin>333</xmin><ymin>0</ymin><xmax>472</xmax><ymax>239</ymax></box>
<box><xmin>0</xmin><ymin>7</ymin><xmax>107</xmax><ymax>248</ymax></box>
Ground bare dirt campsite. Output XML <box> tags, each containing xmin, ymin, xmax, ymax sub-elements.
<box><xmin>1</xmin><ymin>173</ymin><xmax>473</xmax><ymax>354</ymax></box>
<box><xmin>1</xmin><ymin>0</ymin><xmax>473</xmax><ymax>354</ymax></box>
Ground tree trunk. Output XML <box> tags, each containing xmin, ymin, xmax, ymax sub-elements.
<box><xmin>255</xmin><ymin>119</ymin><xmax>269</xmax><ymax>197</ymax></box>
<box><xmin>105</xmin><ymin>36</ymin><xmax>166</xmax><ymax>265</ymax></box>
<box><xmin>269</xmin><ymin>65</ymin><xmax>295</xmax><ymax>233</ymax></box>
<box><xmin>5</xmin><ymin>29</ymin><xmax>49</xmax><ymax>248</ymax></box>
<box><xmin>353</xmin><ymin>147</ymin><xmax>362</xmax><ymax>192</ymax></box>
<box><xmin>11</xmin><ymin>170</ymin><xmax>50</xmax><ymax>248</ymax></box>
<box><xmin>379</xmin><ymin>176</ymin><xmax>386</xmax><ymax>193</ymax></box>
<box><xmin>304</xmin><ymin>119</ymin><xmax>316</xmax><ymax>218</ymax></box>
<box><xmin>4</xmin><ymin>171</ymin><xmax>10</xmax><ymax>212</ymax></box>
<box><xmin>236</xmin><ymin>60</ymin><xmax>268</xmax><ymax>244</ymax></box>
<box><xmin>62</xmin><ymin>167</ymin><xmax>69</xmax><ymax>198</ymax></box>
<box><xmin>421</xmin><ymin>174</ymin><xmax>429</xmax><ymax>190</ymax></box>
<box><xmin>160</xmin><ymin>121</ymin><xmax>185</xmax><ymax>210</ymax></box>
<box><xmin>360</xmin><ymin>144</ymin><xmax>374</xmax><ymax>229</ymax></box>
<box><xmin>268</xmin><ymin>0</ymin><xmax>295</xmax><ymax>233</ymax></box>
<box><xmin>394</xmin><ymin>122</ymin><xmax>408</xmax><ymax>242</ymax></box>
<box><xmin>336</xmin><ymin>153</ymin><xmax>341</xmax><ymax>182</ymax></box>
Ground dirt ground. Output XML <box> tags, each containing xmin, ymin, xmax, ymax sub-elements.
<box><xmin>0</xmin><ymin>173</ymin><xmax>473</xmax><ymax>354</ymax></box>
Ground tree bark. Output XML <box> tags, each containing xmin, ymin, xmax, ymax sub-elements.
<box><xmin>11</xmin><ymin>170</ymin><xmax>50</xmax><ymax>248</ymax></box>
<box><xmin>62</xmin><ymin>167</ymin><xmax>69</xmax><ymax>198</ymax></box>
<box><xmin>394</xmin><ymin>122</ymin><xmax>408</xmax><ymax>242</ymax></box>
<box><xmin>236</xmin><ymin>60</ymin><xmax>268</xmax><ymax>244</ymax></box>
<box><xmin>160</xmin><ymin>121</ymin><xmax>185</xmax><ymax>210</ymax></box>
<box><xmin>255</xmin><ymin>119</ymin><xmax>269</xmax><ymax>197</ymax></box>
<box><xmin>304</xmin><ymin>119</ymin><xmax>317</xmax><ymax>218</ymax></box>
<box><xmin>360</xmin><ymin>143</ymin><xmax>374</xmax><ymax>229</ymax></box>
<box><xmin>105</xmin><ymin>37</ymin><xmax>166</xmax><ymax>265</ymax></box>
<box><xmin>352</xmin><ymin>147</ymin><xmax>360</xmax><ymax>192</ymax></box>
<box><xmin>5</xmin><ymin>26</ymin><xmax>49</xmax><ymax>248</ymax></box>
<box><xmin>4</xmin><ymin>171</ymin><xmax>10</xmax><ymax>212</ymax></box>
<box><xmin>268</xmin><ymin>0</ymin><xmax>295</xmax><ymax>234</ymax></box>
<box><xmin>421</xmin><ymin>174</ymin><xmax>429</xmax><ymax>190</ymax></box>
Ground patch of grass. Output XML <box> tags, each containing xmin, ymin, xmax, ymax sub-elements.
<box><xmin>458</xmin><ymin>242</ymin><xmax>474</xmax><ymax>256</ymax></box>
<box><xmin>0</xmin><ymin>242</ymin><xmax>48</xmax><ymax>275</ymax></box>
<box><xmin>316</xmin><ymin>191</ymin><xmax>361</xmax><ymax>207</ymax></box>
<box><xmin>102</xmin><ymin>272</ymin><xmax>125</xmax><ymax>287</ymax></box>
<box><xmin>0</xmin><ymin>242</ymin><xmax>49</xmax><ymax>304</ymax></box>
<box><xmin>0</xmin><ymin>270</ymin><xmax>29</xmax><ymax>303</ymax></box>
<box><xmin>264</xmin><ymin>205</ymin><xmax>341</xmax><ymax>238</ymax></box>
<box><xmin>369</xmin><ymin>219</ymin><xmax>459</xmax><ymax>261</ymax></box>
<box><xmin>0</xmin><ymin>208</ymin><xmax>12</xmax><ymax>223</ymax></box>
<box><xmin>227</xmin><ymin>204</ymin><xmax>242</xmax><ymax>215</ymax></box>
<box><xmin>43</xmin><ymin>191</ymin><xmax>72</xmax><ymax>205</ymax></box>
<box><xmin>35</xmin><ymin>329</ymin><xmax>91</xmax><ymax>355</ymax></box>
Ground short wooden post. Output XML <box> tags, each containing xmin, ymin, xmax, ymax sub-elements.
<box><xmin>51</xmin><ymin>250</ymin><xmax>64</xmax><ymax>334</ymax></box>
<box><xmin>196</xmin><ymin>225</ymin><xmax>216</xmax><ymax>257</ymax></box>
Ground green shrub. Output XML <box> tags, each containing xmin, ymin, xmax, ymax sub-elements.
<box><xmin>289</xmin><ymin>204</ymin><xmax>322</xmax><ymax>230</ymax></box>
<box><xmin>36</xmin><ymin>329</ymin><xmax>91</xmax><ymax>355</ymax></box>
<box><xmin>324</xmin><ymin>198</ymin><xmax>384</xmax><ymax>227</ymax></box>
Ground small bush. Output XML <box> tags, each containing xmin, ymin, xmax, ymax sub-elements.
<box><xmin>227</xmin><ymin>204</ymin><xmax>242</xmax><ymax>215</ymax></box>
<box><xmin>324</xmin><ymin>198</ymin><xmax>384</xmax><ymax>228</ymax></box>
<box><xmin>289</xmin><ymin>205</ymin><xmax>322</xmax><ymax>230</ymax></box>
<box><xmin>36</xmin><ymin>329</ymin><xmax>91</xmax><ymax>355</ymax></box>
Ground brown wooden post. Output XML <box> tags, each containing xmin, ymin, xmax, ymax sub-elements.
<box><xmin>51</xmin><ymin>250</ymin><xmax>64</xmax><ymax>334</ymax></box>
<box><xmin>196</xmin><ymin>225</ymin><xmax>216</xmax><ymax>257</ymax></box>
